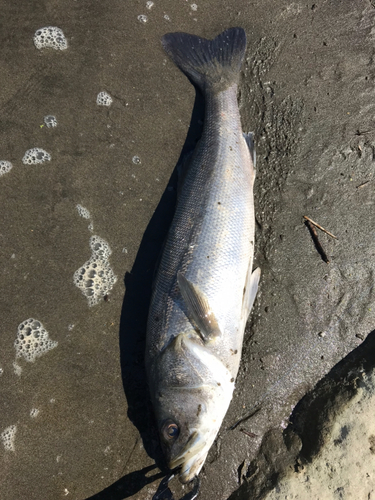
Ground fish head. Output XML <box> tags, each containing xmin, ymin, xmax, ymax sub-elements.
<box><xmin>149</xmin><ymin>333</ymin><xmax>234</xmax><ymax>483</ymax></box>
<box><xmin>155</xmin><ymin>388</ymin><xmax>217</xmax><ymax>483</ymax></box>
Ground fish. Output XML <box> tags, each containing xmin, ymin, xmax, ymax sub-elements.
<box><xmin>145</xmin><ymin>27</ymin><xmax>260</xmax><ymax>484</ymax></box>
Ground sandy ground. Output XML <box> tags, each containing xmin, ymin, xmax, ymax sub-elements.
<box><xmin>1</xmin><ymin>0</ymin><xmax>375</xmax><ymax>499</ymax></box>
<box><xmin>264</xmin><ymin>370</ymin><xmax>375</xmax><ymax>500</ymax></box>
<box><xmin>263</xmin><ymin>372</ymin><xmax>375</xmax><ymax>500</ymax></box>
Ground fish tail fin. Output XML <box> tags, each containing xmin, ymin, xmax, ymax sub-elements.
<box><xmin>161</xmin><ymin>27</ymin><xmax>247</xmax><ymax>93</ymax></box>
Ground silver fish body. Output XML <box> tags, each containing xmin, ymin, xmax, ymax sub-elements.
<box><xmin>146</xmin><ymin>28</ymin><xmax>260</xmax><ymax>483</ymax></box>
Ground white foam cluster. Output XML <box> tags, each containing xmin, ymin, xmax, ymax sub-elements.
<box><xmin>0</xmin><ymin>161</ymin><xmax>13</xmax><ymax>176</ymax></box>
<box><xmin>13</xmin><ymin>361</ymin><xmax>22</xmax><ymax>376</ymax></box>
<box><xmin>22</xmin><ymin>148</ymin><xmax>51</xmax><ymax>165</ymax></box>
<box><xmin>33</xmin><ymin>27</ymin><xmax>68</xmax><ymax>50</ymax></box>
<box><xmin>146</xmin><ymin>1</ymin><xmax>154</xmax><ymax>9</ymax></box>
<box><xmin>96</xmin><ymin>91</ymin><xmax>113</xmax><ymax>106</ymax></box>
<box><xmin>76</xmin><ymin>204</ymin><xmax>91</xmax><ymax>219</ymax></box>
<box><xmin>30</xmin><ymin>408</ymin><xmax>40</xmax><ymax>418</ymax></box>
<box><xmin>14</xmin><ymin>319</ymin><xmax>58</xmax><ymax>363</ymax></box>
<box><xmin>137</xmin><ymin>14</ymin><xmax>148</xmax><ymax>23</ymax></box>
<box><xmin>1</xmin><ymin>425</ymin><xmax>17</xmax><ymax>452</ymax></box>
<box><xmin>73</xmin><ymin>236</ymin><xmax>117</xmax><ymax>307</ymax></box>
<box><xmin>44</xmin><ymin>115</ymin><xmax>57</xmax><ymax>128</ymax></box>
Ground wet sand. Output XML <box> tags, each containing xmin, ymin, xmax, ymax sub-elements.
<box><xmin>1</xmin><ymin>0</ymin><xmax>375</xmax><ymax>499</ymax></box>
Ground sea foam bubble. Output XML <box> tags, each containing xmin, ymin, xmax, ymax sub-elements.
<box><xmin>1</xmin><ymin>425</ymin><xmax>17</xmax><ymax>452</ymax></box>
<box><xmin>73</xmin><ymin>236</ymin><xmax>117</xmax><ymax>307</ymax></box>
<box><xmin>14</xmin><ymin>319</ymin><xmax>58</xmax><ymax>363</ymax></box>
<box><xmin>22</xmin><ymin>148</ymin><xmax>51</xmax><ymax>165</ymax></box>
<box><xmin>96</xmin><ymin>91</ymin><xmax>113</xmax><ymax>107</ymax></box>
<box><xmin>34</xmin><ymin>27</ymin><xmax>68</xmax><ymax>50</ymax></box>
<box><xmin>0</xmin><ymin>161</ymin><xmax>13</xmax><ymax>176</ymax></box>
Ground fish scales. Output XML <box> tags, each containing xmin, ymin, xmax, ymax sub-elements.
<box><xmin>145</xmin><ymin>27</ymin><xmax>260</xmax><ymax>484</ymax></box>
<box><xmin>148</xmin><ymin>90</ymin><xmax>254</xmax><ymax>359</ymax></box>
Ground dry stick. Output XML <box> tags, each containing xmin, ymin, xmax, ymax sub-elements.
<box><xmin>305</xmin><ymin>220</ymin><xmax>330</xmax><ymax>264</ymax></box>
<box><xmin>354</xmin><ymin>129</ymin><xmax>375</xmax><ymax>136</ymax></box>
<box><xmin>229</xmin><ymin>407</ymin><xmax>261</xmax><ymax>430</ymax></box>
<box><xmin>240</xmin><ymin>428</ymin><xmax>258</xmax><ymax>438</ymax></box>
<box><xmin>303</xmin><ymin>215</ymin><xmax>338</xmax><ymax>239</ymax></box>
<box><xmin>357</xmin><ymin>181</ymin><xmax>370</xmax><ymax>189</ymax></box>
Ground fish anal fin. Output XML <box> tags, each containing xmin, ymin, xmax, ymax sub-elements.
<box><xmin>177</xmin><ymin>150</ymin><xmax>194</xmax><ymax>199</ymax></box>
<box><xmin>177</xmin><ymin>272</ymin><xmax>221</xmax><ymax>342</ymax></box>
<box><xmin>242</xmin><ymin>267</ymin><xmax>261</xmax><ymax>324</ymax></box>
<box><xmin>243</xmin><ymin>132</ymin><xmax>256</xmax><ymax>173</ymax></box>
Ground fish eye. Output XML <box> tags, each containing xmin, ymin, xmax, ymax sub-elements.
<box><xmin>161</xmin><ymin>420</ymin><xmax>180</xmax><ymax>441</ymax></box>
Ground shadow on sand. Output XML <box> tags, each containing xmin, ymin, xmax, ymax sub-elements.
<box><xmin>85</xmin><ymin>89</ymin><xmax>204</xmax><ymax>500</ymax></box>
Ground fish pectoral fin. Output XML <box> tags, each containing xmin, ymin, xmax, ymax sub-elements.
<box><xmin>177</xmin><ymin>272</ymin><xmax>221</xmax><ymax>342</ymax></box>
<box><xmin>241</xmin><ymin>267</ymin><xmax>261</xmax><ymax>324</ymax></box>
<box><xmin>243</xmin><ymin>132</ymin><xmax>256</xmax><ymax>172</ymax></box>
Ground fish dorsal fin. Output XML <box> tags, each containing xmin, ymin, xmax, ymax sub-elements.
<box><xmin>241</xmin><ymin>267</ymin><xmax>261</xmax><ymax>325</ymax></box>
<box><xmin>177</xmin><ymin>272</ymin><xmax>221</xmax><ymax>342</ymax></box>
<box><xmin>243</xmin><ymin>132</ymin><xmax>256</xmax><ymax>170</ymax></box>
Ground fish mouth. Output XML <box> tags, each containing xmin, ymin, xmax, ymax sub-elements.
<box><xmin>168</xmin><ymin>431</ymin><xmax>207</xmax><ymax>483</ymax></box>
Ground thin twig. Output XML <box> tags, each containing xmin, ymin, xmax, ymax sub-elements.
<box><xmin>354</xmin><ymin>128</ymin><xmax>375</xmax><ymax>136</ymax></box>
<box><xmin>357</xmin><ymin>181</ymin><xmax>370</xmax><ymax>189</ymax></box>
<box><xmin>240</xmin><ymin>428</ymin><xmax>258</xmax><ymax>438</ymax></box>
<box><xmin>303</xmin><ymin>216</ymin><xmax>338</xmax><ymax>240</ymax></box>
<box><xmin>229</xmin><ymin>407</ymin><xmax>261</xmax><ymax>430</ymax></box>
<box><xmin>305</xmin><ymin>220</ymin><xmax>330</xmax><ymax>264</ymax></box>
